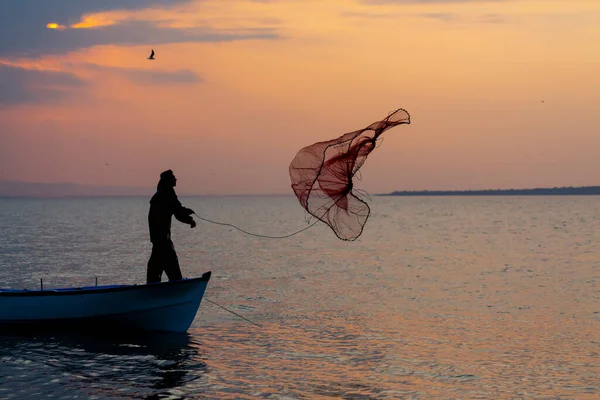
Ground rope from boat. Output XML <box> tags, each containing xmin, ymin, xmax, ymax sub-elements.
<box><xmin>193</xmin><ymin>212</ymin><xmax>318</xmax><ymax>239</ymax></box>
<box><xmin>204</xmin><ymin>298</ymin><xmax>262</xmax><ymax>327</ymax></box>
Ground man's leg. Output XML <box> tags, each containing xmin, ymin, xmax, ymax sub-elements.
<box><xmin>163</xmin><ymin>240</ymin><xmax>183</xmax><ymax>281</ymax></box>
<box><xmin>146</xmin><ymin>243</ymin><xmax>164</xmax><ymax>283</ymax></box>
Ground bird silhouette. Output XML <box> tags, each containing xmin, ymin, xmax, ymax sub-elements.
<box><xmin>147</xmin><ymin>49</ymin><xmax>155</xmax><ymax>60</ymax></box>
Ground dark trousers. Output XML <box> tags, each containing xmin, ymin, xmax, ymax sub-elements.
<box><xmin>147</xmin><ymin>239</ymin><xmax>183</xmax><ymax>283</ymax></box>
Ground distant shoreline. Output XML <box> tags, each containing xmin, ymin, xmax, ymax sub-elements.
<box><xmin>3</xmin><ymin>180</ymin><xmax>600</xmax><ymax>198</ymax></box>
<box><xmin>380</xmin><ymin>186</ymin><xmax>600</xmax><ymax>196</ymax></box>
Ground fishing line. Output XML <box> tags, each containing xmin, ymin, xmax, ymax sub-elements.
<box><xmin>204</xmin><ymin>297</ymin><xmax>262</xmax><ymax>327</ymax></box>
<box><xmin>193</xmin><ymin>212</ymin><xmax>318</xmax><ymax>239</ymax></box>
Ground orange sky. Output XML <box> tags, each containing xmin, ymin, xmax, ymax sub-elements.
<box><xmin>1</xmin><ymin>0</ymin><xmax>600</xmax><ymax>195</ymax></box>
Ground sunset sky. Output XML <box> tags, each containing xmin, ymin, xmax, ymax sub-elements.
<box><xmin>1</xmin><ymin>0</ymin><xmax>600</xmax><ymax>195</ymax></box>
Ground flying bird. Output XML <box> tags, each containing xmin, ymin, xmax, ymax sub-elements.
<box><xmin>147</xmin><ymin>49</ymin><xmax>155</xmax><ymax>60</ymax></box>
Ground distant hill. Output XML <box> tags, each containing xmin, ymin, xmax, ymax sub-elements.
<box><xmin>381</xmin><ymin>186</ymin><xmax>600</xmax><ymax>196</ymax></box>
<box><xmin>0</xmin><ymin>180</ymin><xmax>154</xmax><ymax>198</ymax></box>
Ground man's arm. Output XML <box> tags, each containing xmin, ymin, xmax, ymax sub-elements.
<box><xmin>169</xmin><ymin>190</ymin><xmax>196</xmax><ymax>228</ymax></box>
<box><xmin>175</xmin><ymin>212</ymin><xmax>196</xmax><ymax>228</ymax></box>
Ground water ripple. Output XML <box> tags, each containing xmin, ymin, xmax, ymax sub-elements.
<box><xmin>0</xmin><ymin>196</ymin><xmax>599</xmax><ymax>398</ymax></box>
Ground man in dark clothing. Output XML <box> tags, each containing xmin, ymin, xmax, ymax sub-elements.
<box><xmin>147</xmin><ymin>169</ymin><xmax>196</xmax><ymax>284</ymax></box>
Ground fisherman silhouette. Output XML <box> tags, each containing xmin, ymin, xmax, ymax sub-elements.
<box><xmin>147</xmin><ymin>49</ymin><xmax>155</xmax><ymax>60</ymax></box>
<box><xmin>146</xmin><ymin>170</ymin><xmax>196</xmax><ymax>284</ymax></box>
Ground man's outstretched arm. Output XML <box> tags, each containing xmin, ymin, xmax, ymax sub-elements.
<box><xmin>175</xmin><ymin>212</ymin><xmax>196</xmax><ymax>228</ymax></box>
<box><xmin>175</xmin><ymin>208</ymin><xmax>196</xmax><ymax>228</ymax></box>
<box><xmin>169</xmin><ymin>191</ymin><xmax>197</xmax><ymax>228</ymax></box>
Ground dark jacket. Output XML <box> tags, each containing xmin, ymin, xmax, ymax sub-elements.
<box><xmin>148</xmin><ymin>186</ymin><xmax>193</xmax><ymax>243</ymax></box>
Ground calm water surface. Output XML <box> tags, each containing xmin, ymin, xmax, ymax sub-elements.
<box><xmin>0</xmin><ymin>195</ymin><xmax>599</xmax><ymax>399</ymax></box>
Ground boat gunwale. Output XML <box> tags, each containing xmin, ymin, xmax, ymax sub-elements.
<box><xmin>0</xmin><ymin>271</ymin><xmax>211</xmax><ymax>297</ymax></box>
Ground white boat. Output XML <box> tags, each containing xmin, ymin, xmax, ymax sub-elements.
<box><xmin>0</xmin><ymin>271</ymin><xmax>211</xmax><ymax>334</ymax></box>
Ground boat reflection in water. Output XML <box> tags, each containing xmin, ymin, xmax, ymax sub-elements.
<box><xmin>0</xmin><ymin>329</ymin><xmax>208</xmax><ymax>398</ymax></box>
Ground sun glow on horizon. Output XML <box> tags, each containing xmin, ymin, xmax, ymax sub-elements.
<box><xmin>71</xmin><ymin>14</ymin><xmax>116</xmax><ymax>29</ymax></box>
<box><xmin>46</xmin><ymin>22</ymin><xmax>66</xmax><ymax>30</ymax></box>
<box><xmin>46</xmin><ymin>13</ymin><xmax>116</xmax><ymax>31</ymax></box>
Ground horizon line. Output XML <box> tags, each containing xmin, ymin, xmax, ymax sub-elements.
<box><xmin>2</xmin><ymin>179</ymin><xmax>600</xmax><ymax>198</ymax></box>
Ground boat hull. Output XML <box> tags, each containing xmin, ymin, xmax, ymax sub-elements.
<box><xmin>0</xmin><ymin>271</ymin><xmax>211</xmax><ymax>334</ymax></box>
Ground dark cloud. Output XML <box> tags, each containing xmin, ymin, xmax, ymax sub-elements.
<box><xmin>0</xmin><ymin>58</ymin><xmax>203</xmax><ymax>107</ymax></box>
<box><xmin>0</xmin><ymin>0</ymin><xmax>280</xmax><ymax>58</ymax></box>
<box><xmin>0</xmin><ymin>64</ymin><xmax>87</xmax><ymax>106</ymax></box>
<box><xmin>128</xmin><ymin>69</ymin><xmax>201</xmax><ymax>84</ymax></box>
<box><xmin>1</xmin><ymin>0</ymin><xmax>193</xmax><ymax>33</ymax></box>
<box><xmin>80</xmin><ymin>63</ymin><xmax>203</xmax><ymax>84</ymax></box>
<box><xmin>0</xmin><ymin>61</ymin><xmax>203</xmax><ymax>106</ymax></box>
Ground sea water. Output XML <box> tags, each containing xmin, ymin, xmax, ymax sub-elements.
<box><xmin>0</xmin><ymin>195</ymin><xmax>598</xmax><ymax>399</ymax></box>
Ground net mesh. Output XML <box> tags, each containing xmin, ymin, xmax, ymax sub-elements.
<box><xmin>289</xmin><ymin>108</ymin><xmax>411</xmax><ymax>241</ymax></box>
